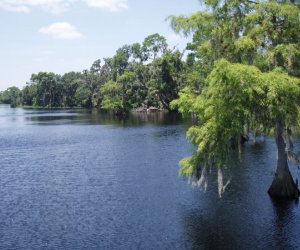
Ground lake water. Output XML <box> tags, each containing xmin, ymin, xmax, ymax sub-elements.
<box><xmin>0</xmin><ymin>104</ymin><xmax>299</xmax><ymax>250</ymax></box>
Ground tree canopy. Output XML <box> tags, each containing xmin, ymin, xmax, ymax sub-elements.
<box><xmin>1</xmin><ymin>33</ymin><xmax>185</xmax><ymax>112</ymax></box>
<box><xmin>170</xmin><ymin>0</ymin><xmax>300</xmax><ymax>198</ymax></box>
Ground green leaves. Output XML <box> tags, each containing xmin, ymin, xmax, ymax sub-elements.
<box><xmin>168</xmin><ymin>0</ymin><xmax>300</xmax><ymax>181</ymax></box>
<box><xmin>267</xmin><ymin>44</ymin><xmax>300</xmax><ymax>74</ymax></box>
<box><xmin>30</xmin><ymin>72</ymin><xmax>59</xmax><ymax>108</ymax></box>
<box><xmin>176</xmin><ymin>58</ymin><xmax>300</xmax><ymax>178</ymax></box>
<box><xmin>262</xmin><ymin>69</ymin><xmax>300</xmax><ymax>124</ymax></box>
<box><xmin>234</xmin><ymin>36</ymin><xmax>256</xmax><ymax>62</ymax></box>
<box><xmin>99</xmin><ymin>80</ymin><xmax>122</xmax><ymax>110</ymax></box>
<box><xmin>0</xmin><ymin>86</ymin><xmax>22</xmax><ymax>107</ymax></box>
<box><xmin>245</xmin><ymin>1</ymin><xmax>300</xmax><ymax>72</ymax></box>
<box><xmin>170</xmin><ymin>86</ymin><xmax>197</xmax><ymax>115</ymax></box>
<box><xmin>142</xmin><ymin>33</ymin><xmax>168</xmax><ymax>61</ymax></box>
<box><xmin>167</xmin><ymin>12</ymin><xmax>214</xmax><ymax>38</ymax></box>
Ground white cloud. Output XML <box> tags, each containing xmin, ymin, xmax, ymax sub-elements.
<box><xmin>0</xmin><ymin>2</ymin><xmax>30</xmax><ymax>13</ymax></box>
<box><xmin>0</xmin><ymin>0</ymin><xmax>128</xmax><ymax>13</ymax></box>
<box><xmin>0</xmin><ymin>0</ymin><xmax>74</xmax><ymax>14</ymax></box>
<box><xmin>85</xmin><ymin>0</ymin><xmax>128</xmax><ymax>12</ymax></box>
<box><xmin>39</xmin><ymin>22</ymin><xmax>85</xmax><ymax>40</ymax></box>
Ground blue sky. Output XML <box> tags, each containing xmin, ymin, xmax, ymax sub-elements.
<box><xmin>0</xmin><ymin>0</ymin><xmax>201</xmax><ymax>91</ymax></box>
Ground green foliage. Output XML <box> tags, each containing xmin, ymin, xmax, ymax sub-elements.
<box><xmin>179</xmin><ymin>155</ymin><xmax>199</xmax><ymax>177</ymax></box>
<box><xmin>167</xmin><ymin>12</ymin><xmax>214</xmax><ymax>38</ymax></box>
<box><xmin>90</xmin><ymin>59</ymin><xmax>101</xmax><ymax>74</ymax></box>
<box><xmin>148</xmin><ymin>50</ymin><xmax>186</xmax><ymax>110</ymax></box>
<box><xmin>2</xmin><ymin>32</ymin><xmax>185</xmax><ymax>111</ymax></box>
<box><xmin>176</xmin><ymin>57</ymin><xmax>300</xmax><ymax>178</ymax></box>
<box><xmin>22</xmin><ymin>83</ymin><xmax>37</xmax><ymax>106</ymax></box>
<box><xmin>112</xmin><ymin>45</ymin><xmax>131</xmax><ymax>80</ymax></box>
<box><xmin>245</xmin><ymin>1</ymin><xmax>300</xmax><ymax>73</ymax></box>
<box><xmin>30</xmin><ymin>72</ymin><xmax>59</xmax><ymax>108</ymax></box>
<box><xmin>187</xmin><ymin>60</ymin><xmax>262</xmax><ymax>165</ymax></box>
<box><xmin>60</xmin><ymin>72</ymin><xmax>83</xmax><ymax>107</ymax></box>
<box><xmin>170</xmin><ymin>86</ymin><xmax>196</xmax><ymax>116</ymax></box>
<box><xmin>74</xmin><ymin>85</ymin><xmax>92</xmax><ymax>108</ymax></box>
<box><xmin>99</xmin><ymin>80</ymin><xmax>122</xmax><ymax>110</ymax></box>
<box><xmin>267</xmin><ymin>44</ymin><xmax>300</xmax><ymax>75</ymax></box>
<box><xmin>261</xmin><ymin>68</ymin><xmax>300</xmax><ymax>125</ymax></box>
<box><xmin>0</xmin><ymin>86</ymin><xmax>22</xmax><ymax>107</ymax></box>
<box><xmin>142</xmin><ymin>33</ymin><xmax>168</xmax><ymax>61</ymax></box>
<box><xmin>168</xmin><ymin>0</ymin><xmax>300</xmax><ymax>183</ymax></box>
<box><xmin>117</xmin><ymin>71</ymin><xmax>146</xmax><ymax>109</ymax></box>
<box><xmin>130</xmin><ymin>43</ymin><xmax>145</xmax><ymax>62</ymax></box>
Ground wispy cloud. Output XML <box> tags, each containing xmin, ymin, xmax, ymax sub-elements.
<box><xmin>0</xmin><ymin>0</ymin><xmax>75</xmax><ymax>14</ymax></box>
<box><xmin>0</xmin><ymin>2</ymin><xmax>30</xmax><ymax>13</ymax></box>
<box><xmin>0</xmin><ymin>0</ymin><xmax>128</xmax><ymax>13</ymax></box>
<box><xmin>85</xmin><ymin>0</ymin><xmax>128</xmax><ymax>12</ymax></box>
<box><xmin>39</xmin><ymin>22</ymin><xmax>85</xmax><ymax>40</ymax></box>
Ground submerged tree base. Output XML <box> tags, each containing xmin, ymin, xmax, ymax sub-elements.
<box><xmin>268</xmin><ymin>171</ymin><xmax>300</xmax><ymax>199</ymax></box>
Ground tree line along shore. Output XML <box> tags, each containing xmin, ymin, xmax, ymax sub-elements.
<box><xmin>0</xmin><ymin>33</ymin><xmax>185</xmax><ymax>113</ymax></box>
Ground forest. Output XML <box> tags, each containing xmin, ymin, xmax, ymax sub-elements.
<box><xmin>1</xmin><ymin>0</ymin><xmax>300</xmax><ymax>199</ymax></box>
<box><xmin>0</xmin><ymin>33</ymin><xmax>185</xmax><ymax>112</ymax></box>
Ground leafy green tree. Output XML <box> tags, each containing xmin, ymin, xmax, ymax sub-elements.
<box><xmin>170</xmin><ymin>0</ymin><xmax>300</xmax><ymax>199</ymax></box>
<box><xmin>112</xmin><ymin>45</ymin><xmax>131</xmax><ymax>81</ymax></box>
<box><xmin>0</xmin><ymin>86</ymin><xmax>22</xmax><ymax>107</ymax></box>
<box><xmin>22</xmin><ymin>83</ymin><xmax>37</xmax><ymax>106</ymax></box>
<box><xmin>243</xmin><ymin>0</ymin><xmax>300</xmax><ymax>74</ymax></box>
<box><xmin>99</xmin><ymin>80</ymin><xmax>122</xmax><ymax>110</ymax></box>
<box><xmin>130</xmin><ymin>43</ymin><xmax>147</xmax><ymax>63</ymax></box>
<box><xmin>142</xmin><ymin>33</ymin><xmax>168</xmax><ymax>61</ymax></box>
<box><xmin>60</xmin><ymin>72</ymin><xmax>83</xmax><ymax>107</ymax></box>
<box><xmin>90</xmin><ymin>59</ymin><xmax>101</xmax><ymax>74</ymax></box>
<box><xmin>30</xmin><ymin>72</ymin><xmax>59</xmax><ymax>107</ymax></box>
<box><xmin>149</xmin><ymin>50</ymin><xmax>186</xmax><ymax>110</ymax></box>
<box><xmin>74</xmin><ymin>85</ymin><xmax>92</xmax><ymax>108</ymax></box>
<box><xmin>7</xmin><ymin>33</ymin><xmax>185</xmax><ymax>113</ymax></box>
<box><xmin>126</xmin><ymin>62</ymin><xmax>150</xmax><ymax>109</ymax></box>
<box><xmin>81</xmin><ymin>66</ymin><xmax>104</xmax><ymax>108</ymax></box>
<box><xmin>117</xmin><ymin>71</ymin><xmax>147</xmax><ymax>109</ymax></box>
<box><xmin>100</xmin><ymin>57</ymin><xmax>114</xmax><ymax>81</ymax></box>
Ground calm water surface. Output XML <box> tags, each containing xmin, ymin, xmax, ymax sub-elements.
<box><xmin>0</xmin><ymin>104</ymin><xmax>299</xmax><ymax>250</ymax></box>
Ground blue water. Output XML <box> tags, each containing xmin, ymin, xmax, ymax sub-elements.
<box><xmin>0</xmin><ymin>105</ymin><xmax>299</xmax><ymax>249</ymax></box>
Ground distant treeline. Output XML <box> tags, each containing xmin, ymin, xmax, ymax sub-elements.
<box><xmin>0</xmin><ymin>33</ymin><xmax>187</xmax><ymax>111</ymax></box>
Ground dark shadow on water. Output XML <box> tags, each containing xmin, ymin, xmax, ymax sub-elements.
<box><xmin>179</xmin><ymin>138</ymin><xmax>300</xmax><ymax>250</ymax></box>
<box><xmin>270</xmin><ymin>198</ymin><xmax>299</xmax><ymax>227</ymax></box>
<box><xmin>180</xmin><ymin>197</ymin><xmax>299</xmax><ymax>250</ymax></box>
<box><xmin>269</xmin><ymin>198</ymin><xmax>299</xmax><ymax>250</ymax></box>
<box><xmin>181</xmin><ymin>208</ymin><xmax>238</xmax><ymax>250</ymax></box>
<box><xmin>23</xmin><ymin>109</ymin><xmax>188</xmax><ymax>127</ymax></box>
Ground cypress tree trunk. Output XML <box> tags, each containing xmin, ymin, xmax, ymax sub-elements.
<box><xmin>268</xmin><ymin>120</ymin><xmax>299</xmax><ymax>199</ymax></box>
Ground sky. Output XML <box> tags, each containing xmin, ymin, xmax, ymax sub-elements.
<box><xmin>0</xmin><ymin>0</ymin><xmax>201</xmax><ymax>91</ymax></box>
